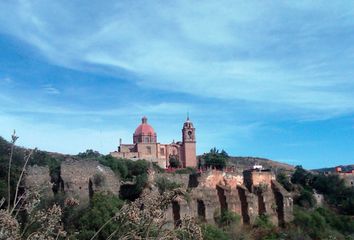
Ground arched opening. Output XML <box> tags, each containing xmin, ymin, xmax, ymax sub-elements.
<box><xmin>258</xmin><ymin>193</ymin><xmax>266</xmax><ymax>215</ymax></box>
<box><xmin>237</xmin><ymin>186</ymin><xmax>250</xmax><ymax>224</ymax></box>
<box><xmin>188</xmin><ymin>173</ymin><xmax>199</xmax><ymax>188</ymax></box>
<box><xmin>273</xmin><ymin>190</ymin><xmax>284</xmax><ymax>226</ymax></box>
<box><xmin>216</xmin><ymin>185</ymin><xmax>228</xmax><ymax>213</ymax></box>
<box><xmin>88</xmin><ymin>179</ymin><xmax>93</xmax><ymax>199</ymax></box>
<box><xmin>197</xmin><ymin>200</ymin><xmax>206</xmax><ymax>222</ymax></box>
<box><xmin>172</xmin><ymin>201</ymin><xmax>181</xmax><ymax>227</ymax></box>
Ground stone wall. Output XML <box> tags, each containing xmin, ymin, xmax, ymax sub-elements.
<box><xmin>243</xmin><ymin>169</ymin><xmax>275</xmax><ymax>192</ymax></box>
<box><xmin>25</xmin><ymin>161</ymin><xmax>293</xmax><ymax>228</ymax></box>
<box><xmin>163</xmin><ymin>169</ymin><xmax>293</xmax><ymax>227</ymax></box>
<box><xmin>61</xmin><ymin>159</ymin><xmax>120</xmax><ymax>204</ymax></box>
<box><xmin>25</xmin><ymin>159</ymin><xmax>120</xmax><ymax>205</ymax></box>
<box><xmin>338</xmin><ymin>172</ymin><xmax>354</xmax><ymax>188</ymax></box>
<box><xmin>25</xmin><ymin>165</ymin><xmax>53</xmax><ymax>198</ymax></box>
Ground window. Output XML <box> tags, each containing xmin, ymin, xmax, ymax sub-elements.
<box><xmin>160</xmin><ymin>148</ymin><xmax>165</xmax><ymax>155</ymax></box>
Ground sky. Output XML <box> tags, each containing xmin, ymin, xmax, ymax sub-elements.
<box><xmin>0</xmin><ymin>1</ymin><xmax>354</xmax><ymax>169</ymax></box>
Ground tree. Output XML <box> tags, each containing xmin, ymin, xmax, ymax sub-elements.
<box><xmin>78</xmin><ymin>193</ymin><xmax>123</xmax><ymax>239</ymax></box>
<box><xmin>202</xmin><ymin>148</ymin><xmax>229</xmax><ymax>170</ymax></box>
<box><xmin>169</xmin><ymin>155</ymin><xmax>181</xmax><ymax>168</ymax></box>
<box><xmin>77</xmin><ymin>149</ymin><xmax>101</xmax><ymax>159</ymax></box>
<box><xmin>276</xmin><ymin>172</ymin><xmax>293</xmax><ymax>191</ymax></box>
<box><xmin>291</xmin><ymin>165</ymin><xmax>313</xmax><ymax>189</ymax></box>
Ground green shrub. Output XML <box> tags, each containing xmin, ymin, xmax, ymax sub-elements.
<box><xmin>119</xmin><ymin>173</ymin><xmax>148</xmax><ymax>201</ymax></box>
<box><xmin>169</xmin><ymin>156</ymin><xmax>181</xmax><ymax>168</ymax></box>
<box><xmin>77</xmin><ymin>193</ymin><xmax>123</xmax><ymax>239</ymax></box>
<box><xmin>276</xmin><ymin>172</ymin><xmax>293</xmax><ymax>191</ymax></box>
<box><xmin>201</xmin><ymin>224</ymin><xmax>230</xmax><ymax>240</ymax></box>
<box><xmin>77</xmin><ymin>149</ymin><xmax>101</xmax><ymax>159</ymax></box>
<box><xmin>315</xmin><ymin>207</ymin><xmax>354</xmax><ymax>235</ymax></box>
<box><xmin>201</xmin><ymin>148</ymin><xmax>229</xmax><ymax>170</ymax></box>
<box><xmin>293</xmin><ymin>207</ymin><xmax>327</xmax><ymax>239</ymax></box>
<box><xmin>155</xmin><ymin>177</ymin><xmax>182</xmax><ymax>194</ymax></box>
<box><xmin>254</xmin><ymin>214</ymin><xmax>274</xmax><ymax>229</ymax></box>
<box><xmin>175</xmin><ymin>167</ymin><xmax>196</xmax><ymax>174</ymax></box>
<box><xmin>152</xmin><ymin>162</ymin><xmax>165</xmax><ymax>173</ymax></box>
<box><xmin>295</xmin><ymin>188</ymin><xmax>316</xmax><ymax>208</ymax></box>
<box><xmin>98</xmin><ymin>155</ymin><xmax>128</xmax><ymax>179</ymax></box>
<box><xmin>216</xmin><ymin>210</ymin><xmax>241</xmax><ymax>227</ymax></box>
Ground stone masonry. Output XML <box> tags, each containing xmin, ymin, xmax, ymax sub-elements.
<box><xmin>60</xmin><ymin>159</ymin><xmax>120</xmax><ymax>204</ymax></box>
<box><xmin>162</xmin><ymin>169</ymin><xmax>293</xmax><ymax>227</ymax></box>
<box><xmin>25</xmin><ymin>159</ymin><xmax>120</xmax><ymax>205</ymax></box>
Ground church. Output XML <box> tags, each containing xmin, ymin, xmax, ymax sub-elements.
<box><xmin>110</xmin><ymin>116</ymin><xmax>196</xmax><ymax>169</ymax></box>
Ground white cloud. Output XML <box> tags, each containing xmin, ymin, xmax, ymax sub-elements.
<box><xmin>0</xmin><ymin>113</ymin><xmax>130</xmax><ymax>154</ymax></box>
<box><xmin>42</xmin><ymin>84</ymin><xmax>60</xmax><ymax>95</ymax></box>
<box><xmin>1</xmin><ymin>1</ymin><xmax>354</xmax><ymax>118</ymax></box>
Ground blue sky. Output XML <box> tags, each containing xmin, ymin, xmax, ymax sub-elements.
<box><xmin>0</xmin><ymin>1</ymin><xmax>354</xmax><ymax>169</ymax></box>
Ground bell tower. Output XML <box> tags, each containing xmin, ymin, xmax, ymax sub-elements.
<box><xmin>182</xmin><ymin>116</ymin><xmax>196</xmax><ymax>168</ymax></box>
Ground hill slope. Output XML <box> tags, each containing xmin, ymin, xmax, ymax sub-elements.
<box><xmin>227</xmin><ymin>156</ymin><xmax>295</xmax><ymax>172</ymax></box>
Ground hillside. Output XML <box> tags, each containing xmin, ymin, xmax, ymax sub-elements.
<box><xmin>228</xmin><ymin>156</ymin><xmax>295</xmax><ymax>172</ymax></box>
<box><xmin>313</xmin><ymin>164</ymin><xmax>354</xmax><ymax>173</ymax></box>
<box><xmin>1</xmin><ymin>135</ymin><xmax>354</xmax><ymax>239</ymax></box>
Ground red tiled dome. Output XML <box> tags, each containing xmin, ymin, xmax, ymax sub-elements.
<box><xmin>134</xmin><ymin>116</ymin><xmax>155</xmax><ymax>136</ymax></box>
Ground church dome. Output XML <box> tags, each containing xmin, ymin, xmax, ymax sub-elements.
<box><xmin>134</xmin><ymin>116</ymin><xmax>155</xmax><ymax>135</ymax></box>
<box><xmin>133</xmin><ymin>116</ymin><xmax>157</xmax><ymax>143</ymax></box>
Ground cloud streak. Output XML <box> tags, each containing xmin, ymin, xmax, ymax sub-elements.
<box><xmin>1</xmin><ymin>1</ymin><xmax>354</xmax><ymax>119</ymax></box>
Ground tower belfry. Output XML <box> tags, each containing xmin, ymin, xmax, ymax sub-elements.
<box><xmin>182</xmin><ymin>116</ymin><xmax>196</xmax><ymax>167</ymax></box>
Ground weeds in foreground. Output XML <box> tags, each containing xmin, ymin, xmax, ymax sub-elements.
<box><xmin>0</xmin><ymin>131</ymin><xmax>66</xmax><ymax>240</ymax></box>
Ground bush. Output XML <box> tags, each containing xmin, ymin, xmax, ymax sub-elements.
<box><xmin>98</xmin><ymin>155</ymin><xmax>128</xmax><ymax>179</ymax></box>
<box><xmin>254</xmin><ymin>214</ymin><xmax>274</xmax><ymax>229</ymax></box>
<box><xmin>216</xmin><ymin>210</ymin><xmax>241</xmax><ymax>228</ymax></box>
<box><xmin>77</xmin><ymin>193</ymin><xmax>123</xmax><ymax>239</ymax></box>
<box><xmin>119</xmin><ymin>173</ymin><xmax>148</xmax><ymax>201</ymax></box>
<box><xmin>294</xmin><ymin>188</ymin><xmax>316</xmax><ymax>208</ymax></box>
<box><xmin>293</xmin><ymin>207</ymin><xmax>328</xmax><ymax>239</ymax></box>
<box><xmin>291</xmin><ymin>166</ymin><xmax>354</xmax><ymax>214</ymax></box>
<box><xmin>152</xmin><ymin>162</ymin><xmax>165</xmax><ymax>173</ymax></box>
<box><xmin>169</xmin><ymin>156</ymin><xmax>181</xmax><ymax>168</ymax></box>
<box><xmin>291</xmin><ymin>165</ymin><xmax>313</xmax><ymax>189</ymax></box>
<box><xmin>201</xmin><ymin>224</ymin><xmax>230</xmax><ymax>240</ymax></box>
<box><xmin>315</xmin><ymin>207</ymin><xmax>354</xmax><ymax>235</ymax></box>
<box><xmin>155</xmin><ymin>177</ymin><xmax>182</xmax><ymax>194</ymax></box>
<box><xmin>77</xmin><ymin>149</ymin><xmax>101</xmax><ymax>159</ymax></box>
<box><xmin>175</xmin><ymin>167</ymin><xmax>196</xmax><ymax>174</ymax></box>
<box><xmin>276</xmin><ymin>172</ymin><xmax>293</xmax><ymax>191</ymax></box>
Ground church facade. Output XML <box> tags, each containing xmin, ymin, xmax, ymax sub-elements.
<box><xmin>110</xmin><ymin>116</ymin><xmax>196</xmax><ymax>169</ymax></box>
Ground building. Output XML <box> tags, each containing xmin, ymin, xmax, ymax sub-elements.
<box><xmin>335</xmin><ymin>166</ymin><xmax>354</xmax><ymax>187</ymax></box>
<box><xmin>110</xmin><ymin>116</ymin><xmax>196</xmax><ymax>169</ymax></box>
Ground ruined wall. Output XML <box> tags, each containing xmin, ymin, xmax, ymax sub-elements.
<box><xmin>162</xmin><ymin>170</ymin><xmax>293</xmax><ymax>227</ymax></box>
<box><xmin>61</xmin><ymin>159</ymin><xmax>120</xmax><ymax>204</ymax></box>
<box><xmin>25</xmin><ymin>165</ymin><xmax>53</xmax><ymax>198</ymax></box>
<box><xmin>158</xmin><ymin>173</ymin><xmax>191</xmax><ymax>188</ymax></box>
<box><xmin>243</xmin><ymin>170</ymin><xmax>275</xmax><ymax>192</ymax></box>
<box><xmin>25</xmin><ymin>159</ymin><xmax>120</xmax><ymax>205</ymax></box>
<box><xmin>338</xmin><ymin>173</ymin><xmax>354</xmax><ymax>187</ymax></box>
